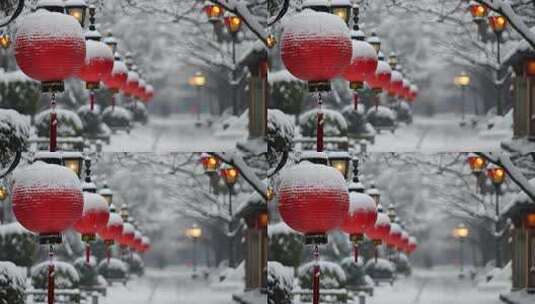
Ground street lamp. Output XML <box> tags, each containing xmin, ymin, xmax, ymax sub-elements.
<box><xmin>467</xmin><ymin>153</ymin><xmax>487</xmax><ymax>176</ymax></box>
<box><xmin>103</xmin><ymin>31</ymin><xmax>118</xmax><ymax>54</ymax></box>
<box><xmin>200</xmin><ymin>153</ymin><xmax>220</xmax><ymax>174</ymax></box>
<box><xmin>453</xmin><ymin>223</ymin><xmax>469</xmax><ymax>278</ymax></box>
<box><xmin>203</xmin><ymin>1</ymin><xmax>224</xmax><ymax>23</ymax></box>
<box><xmin>454</xmin><ymin>72</ymin><xmax>470</xmax><ymax>121</ymax></box>
<box><xmin>220</xmin><ymin>164</ymin><xmax>239</xmax><ymax>267</ymax></box>
<box><xmin>224</xmin><ymin>13</ymin><xmax>242</xmax><ymax>36</ymax></box>
<box><xmin>0</xmin><ymin>32</ymin><xmax>10</xmax><ymax>49</ymax></box>
<box><xmin>99</xmin><ymin>183</ymin><xmax>114</xmax><ymax>206</ymax></box>
<box><xmin>330</xmin><ymin>0</ymin><xmax>352</xmax><ymax>25</ymax></box>
<box><xmin>328</xmin><ymin>151</ymin><xmax>351</xmax><ymax>180</ymax></box>
<box><xmin>487</xmin><ymin>164</ymin><xmax>506</xmax><ymax>268</ymax></box>
<box><xmin>387</xmin><ymin>204</ymin><xmax>397</xmax><ymax>222</ymax></box>
<box><xmin>367</xmin><ymin>32</ymin><xmax>381</xmax><ymax>54</ymax></box>
<box><xmin>223</xmin><ymin>12</ymin><xmax>242</xmax><ymax>115</ymax></box>
<box><xmin>366</xmin><ymin>183</ymin><xmax>380</xmax><ymax>206</ymax></box>
<box><xmin>190</xmin><ymin>71</ymin><xmax>206</xmax><ymax>124</ymax></box>
<box><xmin>186</xmin><ymin>223</ymin><xmax>202</xmax><ymax>277</ymax></box>
<box><xmin>65</xmin><ymin>0</ymin><xmax>88</xmax><ymax>27</ymax></box>
<box><xmin>469</xmin><ymin>1</ymin><xmax>488</xmax><ymax>23</ymax></box>
<box><xmin>388</xmin><ymin>52</ymin><xmax>398</xmax><ymax>70</ymax></box>
<box><xmin>488</xmin><ymin>12</ymin><xmax>507</xmax><ymax>115</ymax></box>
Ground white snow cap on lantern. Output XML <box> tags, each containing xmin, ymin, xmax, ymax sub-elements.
<box><xmin>65</xmin><ymin>0</ymin><xmax>87</xmax><ymax>5</ymax></box>
<box><xmin>134</xmin><ymin>230</ymin><xmax>142</xmax><ymax>241</ymax></box>
<box><xmin>390</xmin><ymin>222</ymin><xmax>402</xmax><ymax>234</ymax></box>
<box><xmin>331</xmin><ymin>0</ymin><xmax>351</xmax><ymax>5</ymax></box>
<box><xmin>375</xmin><ymin>61</ymin><xmax>391</xmax><ymax>75</ymax></box>
<box><xmin>391</xmin><ymin>70</ymin><xmax>402</xmax><ymax>82</ymax></box>
<box><xmin>348</xmin><ymin>181</ymin><xmax>365</xmax><ymax>192</ymax></box>
<box><xmin>142</xmin><ymin>236</ymin><xmax>150</xmax><ymax>245</ymax></box>
<box><xmin>410</xmin><ymin>84</ymin><xmax>418</xmax><ymax>92</ymax></box>
<box><xmin>409</xmin><ymin>236</ymin><xmax>417</xmax><ymax>245</ymax></box>
<box><xmin>366</xmin><ymin>187</ymin><xmax>379</xmax><ymax>196</ymax></box>
<box><xmin>351</xmin><ymin>40</ymin><xmax>377</xmax><ymax>60</ymax></box>
<box><xmin>110</xmin><ymin>60</ymin><xmax>127</xmax><ymax>75</ymax></box>
<box><xmin>84</xmin><ymin>40</ymin><xmax>113</xmax><ymax>63</ymax></box>
<box><xmin>13</xmin><ymin>161</ymin><xmax>81</xmax><ymax>190</ymax></box>
<box><xmin>279</xmin><ymin>162</ymin><xmax>348</xmax><ymax>191</ymax></box>
<box><xmin>298</xmin><ymin>151</ymin><xmax>328</xmax><ymax>163</ymax></box>
<box><xmin>107</xmin><ymin>213</ymin><xmax>123</xmax><ymax>226</ymax></box>
<box><xmin>17</xmin><ymin>9</ymin><xmax>84</xmax><ymax>39</ymax></box>
<box><xmin>282</xmin><ymin>8</ymin><xmax>351</xmax><ymax>37</ymax></box>
<box><xmin>122</xmin><ymin>222</ymin><xmax>134</xmax><ymax>234</ymax></box>
<box><xmin>375</xmin><ymin>212</ymin><xmax>391</xmax><ymax>226</ymax></box>
<box><xmin>301</xmin><ymin>0</ymin><xmax>329</xmax><ymax>8</ymax></box>
<box><xmin>82</xmin><ymin>192</ymin><xmax>108</xmax><ymax>213</ymax></box>
<box><xmin>145</xmin><ymin>85</ymin><xmax>154</xmax><ymax>93</ymax></box>
<box><xmin>400</xmin><ymin>230</ymin><xmax>409</xmax><ymax>239</ymax></box>
<box><xmin>348</xmin><ymin>192</ymin><xmax>376</xmax><ymax>214</ymax></box>
<box><xmin>126</xmin><ymin>71</ymin><xmax>139</xmax><ymax>83</ymax></box>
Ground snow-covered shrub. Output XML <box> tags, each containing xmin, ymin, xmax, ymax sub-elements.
<box><xmin>268</xmin><ymin>70</ymin><xmax>306</xmax><ymax>116</ymax></box>
<box><xmin>126</xmin><ymin>253</ymin><xmax>145</xmax><ymax>276</ymax></box>
<box><xmin>0</xmin><ymin>261</ymin><xmax>26</xmax><ymax>304</ymax></box>
<box><xmin>267</xmin><ymin>109</ymin><xmax>295</xmax><ymax>159</ymax></box>
<box><xmin>125</xmin><ymin>101</ymin><xmax>149</xmax><ymax>124</ymax></box>
<box><xmin>0</xmin><ymin>109</ymin><xmax>31</xmax><ymax>155</ymax></box>
<box><xmin>298</xmin><ymin>260</ymin><xmax>346</xmax><ymax>289</ymax></box>
<box><xmin>342</xmin><ymin>104</ymin><xmax>369</xmax><ymax>135</ymax></box>
<box><xmin>0</xmin><ymin>222</ymin><xmax>37</xmax><ymax>267</ymax></box>
<box><xmin>364</xmin><ymin>258</ymin><xmax>395</xmax><ymax>280</ymax></box>
<box><xmin>73</xmin><ymin>256</ymin><xmax>99</xmax><ymax>286</ymax></box>
<box><xmin>395</xmin><ymin>101</ymin><xmax>412</xmax><ymax>124</ymax></box>
<box><xmin>0</xmin><ymin>70</ymin><xmax>40</xmax><ymax>116</ymax></box>
<box><xmin>32</xmin><ymin>261</ymin><xmax>80</xmax><ymax>290</ymax></box>
<box><xmin>268</xmin><ymin>222</ymin><xmax>303</xmax><ymax>268</ymax></box>
<box><xmin>98</xmin><ymin>258</ymin><xmax>128</xmax><ymax>280</ymax></box>
<box><xmin>366</xmin><ymin>106</ymin><xmax>396</xmax><ymax>128</ymax></box>
<box><xmin>299</xmin><ymin>108</ymin><xmax>348</xmax><ymax>137</ymax></box>
<box><xmin>102</xmin><ymin>106</ymin><xmax>132</xmax><ymax>129</ymax></box>
<box><xmin>340</xmin><ymin>256</ymin><xmax>369</xmax><ymax>287</ymax></box>
<box><xmin>34</xmin><ymin>108</ymin><xmax>84</xmax><ymax>137</ymax></box>
<box><xmin>391</xmin><ymin>253</ymin><xmax>411</xmax><ymax>275</ymax></box>
<box><xmin>268</xmin><ymin>261</ymin><xmax>294</xmax><ymax>304</ymax></box>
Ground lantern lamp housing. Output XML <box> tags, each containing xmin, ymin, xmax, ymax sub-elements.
<box><xmin>0</xmin><ymin>184</ymin><xmax>7</xmax><ymax>201</ymax></box>
<box><xmin>257</xmin><ymin>211</ymin><xmax>269</xmax><ymax>229</ymax></box>
<box><xmin>487</xmin><ymin>165</ymin><xmax>506</xmax><ymax>185</ymax></box>
<box><xmin>454</xmin><ymin>71</ymin><xmax>471</xmax><ymax>87</ymax></box>
<box><xmin>98</xmin><ymin>184</ymin><xmax>113</xmax><ymax>206</ymax></box>
<box><xmin>328</xmin><ymin>151</ymin><xmax>351</xmax><ymax>180</ymax></box>
<box><xmin>388</xmin><ymin>52</ymin><xmax>398</xmax><ymax>69</ymax></box>
<box><xmin>469</xmin><ymin>2</ymin><xmax>488</xmax><ymax>19</ymax></box>
<box><xmin>65</xmin><ymin>0</ymin><xmax>88</xmax><ymax>27</ymax></box>
<box><xmin>103</xmin><ymin>31</ymin><xmax>118</xmax><ymax>54</ymax></box>
<box><xmin>224</xmin><ymin>13</ymin><xmax>242</xmax><ymax>34</ymax></box>
<box><xmin>525</xmin><ymin>213</ymin><xmax>535</xmax><ymax>229</ymax></box>
<box><xmin>200</xmin><ymin>153</ymin><xmax>220</xmax><ymax>174</ymax></box>
<box><xmin>488</xmin><ymin>13</ymin><xmax>507</xmax><ymax>34</ymax></box>
<box><xmin>467</xmin><ymin>154</ymin><xmax>487</xmax><ymax>174</ymax></box>
<box><xmin>0</xmin><ymin>33</ymin><xmax>10</xmax><ymax>49</ymax></box>
<box><xmin>186</xmin><ymin>224</ymin><xmax>202</xmax><ymax>239</ymax></box>
<box><xmin>454</xmin><ymin>223</ymin><xmax>469</xmax><ymax>239</ymax></box>
<box><xmin>367</xmin><ymin>32</ymin><xmax>381</xmax><ymax>54</ymax></box>
<box><xmin>190</xmin><ymin>71</ymin><xmax>206</xmax><ymax>88</ymax></box>
<box><xmin>203</xmin><ymin>1</ymin><xmax>224</xmax><ymax>22</ymax></box>
<box><xmin>330</xmin><ymin>0</ymin><xmax>352</xmax><ymax>25</ymax></box>
<box><xmin>36</xmin><ymin>0</ymin><xmax>65</xmax><ymax>13</ymax></box>
<box><xmin>221</xmin><ymin>165</ymin><xmax>239</xmax><ymax>186</ymax></box>
<box><xmin>524</xmin><ymin>58</ymin><xmax>535</xmax><ymax>78</ymax></box>
<box><xmin>61</xmin><ymin>151</ymin><xmax>84</xmax><ymax>178</ymax></box>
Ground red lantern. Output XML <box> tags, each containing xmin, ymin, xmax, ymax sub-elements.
<box><xmin>98</xmin><ymin>212</ymin><xmax>123</xmax><ymax>262</ymax></box>
<box><xmin>386</xmin><ymin>222</ymin><xmax>402</xmax><ymax>249</ymax></box>
<box><xmin>408</xmin><ymin>236</ymin><xmax>417</xmax><ymax>254</ymax></box>
<box><xmin>141</xmin><ymin>236</ymin><xmax>151</xmax><ymax>253</ymax></box>
<box><xmin>399</xmin><ymin>230</ymin><xmax>409</xmax><ymax>252</ymax></box>
<box><xmin>77</xmin><ymin>40</ymin><xmax>113</xmax><ymax>89</ymax></box>
<box><xmin>342</xmin><ymin>39</ymin><xmax>378</xmax><ymax>90</ymax></box>
<box><xmin>143</xmin><ymin>84</ymin><xmax>154</xmax><ymax>102</ymax></box>
<box><xmin>118</xmin><ymin>222</ymin><xmax>135</xmax><ymax>246</ymax></box>
<box><xmin>365</xmin><ymin>211</ymin><xmax>391</xmax><ymax>244</ymax></box>
<box><xmin>280</xmin><ymin>9</ymin><xmax>352</xmax><ymax>91</ymax></box>
<box><xmin>409</xmin><ymin>84</ymin><xmax>418</xmax><ymax>102</ymax></box>
<box><xmin>365</xmin><ymin>60</ymin><xmax>392</xmax><ymax>92</ymax></box>
<box><xmin>132</xmin><ymin>230</ymin><xmax>142</xmax><ymax>251</ymax></box>
<box><xmin>73</xmin><ymin>192</ymin><xmax>110</xmax><ymax>262</ymax></box>
<box><xmin>12</xmin><ymin>162</ymin><xmax>84</xmax><ymax>243</ymax></box>
<box><xmin>103</xmin><ymin>60</ymin><xmax>127</xmax><ymax>93</ymax></box>
<box><xmin>388</xmin><ymin>70</ymin><xmax>403</xmax><ymax>96</ymax></box>
<box><xmin>136</xmin><ymin>78</ymin><xmax>146</xmax><ymax>99</ymax></box>
<box><xmin>400</xmin><ymin>79</ymin><xmax>410</xmax><ymax>99</ymax></box>
<box><xmin>278</xmin><ymin>162</ymin><xmax>350</xmax><ymax>243</ymax></box>
<box><xmin>340</xmin><ymin>192</ymin><xmax>377</xmax><ymax>261</ymax></box>
<box><xmin>124</xmin><ymin>71</ymin><xmax>139</xmax><ymax>96</ymax></box>
<box><xmin>15</xmin><ymin>10</ymin><xmax>86</xmax><ymax>92</ymax></box>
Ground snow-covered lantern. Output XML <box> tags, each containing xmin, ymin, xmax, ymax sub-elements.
<box><xmin>467</xmin><ymin>153</ymin><xmax>487</xmax><ymax>175</ymax></box>
<box><xmin>330</xmin><ymin>0</ymin><xmax>352</xmax><ymax>25</ymax></box>
<box><xmin>141</xmin><ymin>236</ymin><xmax>151</xmax><ymax>253</ymax></box>
<box><xmin>366</xmin><ymin>32</ymin><xmax>381</xmax><ymax>54</ymax></box>
<box><xmin>136</xmin><ymin>78</ymin><xmax>146</xmax><ymax>100</ymax></box>
<box><xmin>220</xmin><ymin>164</ymin><xmax>239</xmax><ymax>187</ymax></box>
<box><xmin>342</xmin><ymin>32</ymin><xmax>378</xmax><ymax>91</ymax></box>
<box><xmin>97</xmin><ymin>206</ymin><xmax>124</xmax><ymax>262</ymax></box>
<box><xmin>388</xmin><ymin>70</ymin><xmax>403</xmax><ymax>97</ymax></box>
<box><xmin>341</xmin><ymin>191</ymin><xmax>377</xmax><ymax>261</ymax></box>
<box><xmin>65</xmin><ymin>0</ymin><xmax>88</xmax><ymax>27</ymax></box>
<box><xmin>103</xmin><ymin>31</ymin><xmax>118</xmax><ymax>54</ymax></box>
<box><xmin>200</xmin><ymin>153</ymin><xmax>220</xmax><ymax>174</ymax></box>
<box><xmin>328</xmin><ymin>151</ymin><xmax>351</xmax><ymax>180</ymax></box>
<box><xmin>33</xmin><ymin>151</ymin><xmax>84</xmax><ymax>178</ymax></box>
<box><xmin>301</xmin><ymin>0</ymin><xmax>330</xmax><ymax>13</ymax></box>
<box><xmin>298</xmin><ymin>151</ymin><xmax>329</xmax><ymax>166</ymax></box>
<box><xmin>278</xmin><ymin>162</ymin><xmax>349</xmax><ymax>304</ymax></box>
<box><xmin>103</xmin><ymin>55</ymin><xmax>128</xmax><ymax>108</ymax></box>
<box><xmin>408</xmin><ymin>236</ymin><xmax>417</xmax><ymax>254</ymax></box>
<box><xmin>280</xmin><ymin>9</ymin><xmax>352</xmax><ymax>92</ymax></box>
<box><xmin>143</xmin><ymin>84</ymin><xmax>155</xmax><ymax>103</ymax></box>
<box><xmin>399</xmin><ymin>230</ymin><xmax>410</xmax><ymax>252</ymax></box>
<box><xmin>386</xmin><ymin>222</ymin><xmax>402</xmax><ymax>249</ymax></box>
<box><xmin>132</xmin><ymin>230</ymin><xmax>143</xmax><ymax>251</ymax></box>
<box><xmin>98</xmin><ymin>183</ymin><xmax>113</xmax><ymax>206</ymax></box>
<box><xmin>118</xmin><ymin>222</ymin><xmax>135</xmax><ymax>247</ymax></box>
<box><xmin>36</xmin><ymin>0</ymin><xmax>65</xmax><ymax>13</ymax></box>
<box><xmin>124</xmin><ymin>70</ymin><xmax>139</xmax><ymax>96</ymax></box>
<box><xmin>203</xmin><ymin>0</ymin><xmax>224</xmax><ymax>23</ymax></box>
<box><xmin>409</xmin><ymin>84</ymin><xmax>419</xmax><ymax>102</ymax></box>
<box><xmin>400</xmin><ymin>79</ymin><xmax>410</xmax><ymax>100</ymax></box>
<box><xmin>366</xmin><ymin>59</ymin><xmax>392</xmax><ymax>94</ymax></box>
<box><xmin>15</xmin><ymin>10</ymin><xmax>85</xmax><ymax>93</ymax></box>
<box><xmin>73</xmin><ymin>192</ymin><xmax>110</xmax><ymax>262</ymax></box>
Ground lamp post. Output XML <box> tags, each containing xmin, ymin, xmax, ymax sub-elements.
<box><xmin>454</xmin><ymin>71</ymin><xmax>470</xmax><ymax>121</ymax></box>
<box><xmin>186</xmin><ymin>224</ymin><xmax>202</xmax><ymax>278</ymax></box>
<box><xmin>467</xmin><ymin>153</ymin><xmax>487</xmax><ymax>193</ymax></box>
<box><xmin>487</xmin><ymin>165</ymin><xmax>506</xmax><ymax>268</ymax></box>
<box><xmin>453</xmin><ymin>223</ymin><xmax>469</xmax><ymax>278</ymax></box>
<box><xmin>469</xmin><ymin>1</ymin><xmax>488</xmax><ymax>24</ymax></box>
<box><xmin>488</xmin><ymin>12</ymin><xmax>507</xmax><ymax>116</ymax></box>
<box><xmin>0</xmin><ymin>182</ymin><xmax>7</xmax><ymax>224</ymax></box>
<box><xmin>189</xmin><ymin>71</ymin><xmax>206</xmax><ymax>125</ymax></box>
<box><xmin>200</xmin><ymin>153</ymin><xmax>220</xmax><ymax>193</ymax></box>
<box><xmin>220</xmin><ymin>164</ymin><xmax>239</xmax><ymax>268</ymax></box>
<box><xmin>224</xmin><ymin>12</ymin><xmax>242</xmax><ymax>116</ymax></box>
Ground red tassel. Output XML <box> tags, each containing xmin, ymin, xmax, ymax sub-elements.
<box><xmin>312</xmin><ymin>245</ymin><xmax>320</xmax><ymax>304</ymax></box>
<box><xmin>49</xmin><ymin>94</ymin><xmax>57</xmax><ymax>152</ymax></box>
<box><xmin>85</xmin><ymin>243</ymin><xmax>90</xmax><ymax>264</ymax></box>
<box><xmin>89</xmin><ymin>90</ymin><xmax>95</xmax><ymax>111</ymax></box>
<box><xmin>353</xmin><ymin>93</ymin><xmax>359</xmax><ymax>111</ymax></box>
<box><xmin>48</xmin><ymin>246</ymin><xmax>55</xmax><ymax>304</ymax></box>
<box><xmin>316</xmin><ymin>92</ymin><xmax>324</xmax><ymax>152</ymax></box>
<box><xmin>111</xmin><ymin>94</ymin><xmax>116</xmax><ymax>111</ymax></box>
<box><xmin>354</xmin><ymin>245</ymin><xmax>359</xmax><ymax>263</ymax></box>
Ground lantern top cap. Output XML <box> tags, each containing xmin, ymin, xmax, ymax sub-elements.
<box><xmin>37</xmin><ymin>0</ymin><xmax>65</xmax><ymax>7</ymax></box>
<box><xmin>367</xmin><ymin>33</ymin><xmax>380</xmax><ymax>43</ymax></box>
<box><xmin>327</xmin><ymin>151</ymin><xmax>351</xmax><ymax>159</ymax></box>
<box><xmin>298</xmin><ymin>151</ymin><xmax>328</xmax><ymax>162</ymax></box>
<box><xmin>350</xmin><ymin>29</ymin><xmax>366</xmax><ymax>40</ymax></box>
<box><xmin>348</xmin><ymin>181</ymin><xmax>365</xmax><ymax>192</ymax></box>
<box><xmin>65</xmin><ymin>0</ymin><xmax>87</xmax><ymax>6</ymax></box>
<box><xmin>14</xmin><ymin>161</ymin><xmax>81</xmax><ymax>189</ymax></box>
<box><xmin>302</xmin><ymin>0</ymin><xmax>330</xmax><ymax>7</ymax></box>
<box><xmin>61</xmin><ymin>151</ymin><xmax>83</xmax><ymax>159</ymax></box>
<box><xmin>82</xmin><ymin>181</ymin><xmax>97</xmax><ymax>192</ymax></box>
<box><xmin>85</xmin><ymin>28</ymin><xmax>102</xmax><ymax>40</ymax></box>
<box><xmin>331</xmin><ymin>0</ymin><xmax>351</xmax><ymax>5</ymax></box>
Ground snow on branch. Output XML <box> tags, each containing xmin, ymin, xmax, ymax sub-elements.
<box><xmin>475</xmin><ymin>0</ymin><xmax>535</xmax><ymax>49</ymax></box>
<box><xmin>209</xmin><ymin>0</ymin><xmax>273</xmax><ymax>48</ymax></box>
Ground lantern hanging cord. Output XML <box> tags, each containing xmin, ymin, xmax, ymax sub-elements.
<box><xmin>48</xmin><ymin>244</ymin><xmax>55</xmax><ymax>304</ymax></box>
<box><xmin>316</xmin><ymin>91</ymin><xmax>324</xmax><ymax>153</ymax></box>
<box><xmin>49</xmin><ymin>93</ymin><xmax>57</xmax><ymax>152</ymax></box>
<box><xmin>312</xmin><ymin>244</ymin><xmax>320</xmax><ymax>304</ymax></box>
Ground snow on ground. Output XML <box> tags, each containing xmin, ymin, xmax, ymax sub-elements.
<box><xmin>366</xmin><ymin>266</ymin><xmax>506</xmax><ymax>304</ymax></box>
<box><xmin>103</xmin><ymin>114</ymin><xmax>246</xmax><ymax>152</ymax></box>
<box><xmin>368</xmin><ymin>113</ymin><xmax>509</xmax><ymax>152</ymax></box>
<box><xmin>102</xmin><ymin>266</ymin><xmax>243</xmax><ymax>304</ymax></box>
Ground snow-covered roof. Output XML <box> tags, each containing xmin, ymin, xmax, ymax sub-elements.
<box><xmin>503</xmin><ymin>177</ymin><xmax>535</xmax><ymax>217</ymax></box>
